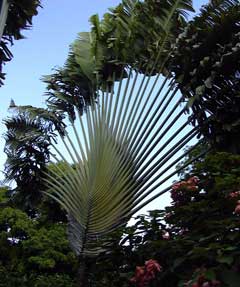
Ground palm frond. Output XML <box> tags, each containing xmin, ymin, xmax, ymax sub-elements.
<box><xmin>8</xmin><ymin>105</ymin><xmax>66</xmax><ymax>136</ymax></box>
<box><xmin>196</xmin><ymin>0</ymin><xmax>239</xmax><ymax>27</ymax></box>
<box><xmin>3</xmin><ymin>113</ymin><xmax>52</xmax><ymax>183</ymax></box>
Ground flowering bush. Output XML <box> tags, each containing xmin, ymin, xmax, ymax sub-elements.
<box><xmin>90</xmin><ymin>152</ymin><xmax>240</xmax><ymax>287</ymax></box>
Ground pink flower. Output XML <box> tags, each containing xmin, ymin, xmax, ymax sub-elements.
<box><xmin>187</xmin><ymin>176</ymin><xmax>199</xmax><ymax>185</ymax></box>
<box><xmin>229</xmin><ymin>191</ymin><xmax>240</xmax><ymax>198</ymax></box>
<box><xmin>235</xmin><ymin>204</ymin><xmax>240</xmax><ymax>214</ymax></box>
<box><xmin>145</xmin><ymin>259</ymin><xmax>162</xmax><ymax>278</ymax></box>
<box><xmin>172</xmin><ymin>177</ymin><xmax>198</xmax><ymax>194</ymax></box>
<box><xmin>130</xmin><ymin>266</ymin><xmax>145</xmax><ymax>286</ymax></box>
<box><xmin>186</xmin><ymin>184</ymin><xmax>198</xmax><ymax>191</ymax></box>
<box><xmin>130</xmin><ymin>259</ymin><xmax>162</xmax><ymax>286</ymax></box>
<box><xmin>172</xmin><ymin>182</ymin><xmax>183</xmax><ymax>190</ymax></box>
<box><xmin>130</xmin><ymin>266</ymin><xmax>145</xmax><ymax>281</ymax></box>
<box><xmin>162</xmin><ymin>231</ymin><xmax>170</xmax><ymax>240</ymax></box>
<box><xmin>136</xmin><ymin>266</ymin><xmax>145</xmax><ymax>277</ymax></box>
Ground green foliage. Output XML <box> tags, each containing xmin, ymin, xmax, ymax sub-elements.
<box><xmin>6</xmin><ymin>0</ymin><xmax>41</xmax><ymax>40</ymax></box>
<box><xmin>0</xmin><ymin>269</ymin><xmax>75</xmax><ymax>287</ymax></box>
<box><xmin>3</xmin><ymin>113</ymin><xmax>51</xmax><ymax>213</ymax></box>
<box><xmin>0</xmin><ymin>0</ymin><xmax>41</xmax><ymax>86</ymax></box>
<box><xmin>43</xmin><ymin>0</ymin><xmax>240</xmax><ymax>154</ymax></box>
<box><xmin>168</xmin><ymin>0</ymin><xmax>240</xmax><ymax>152</ymax></box>
<box><xmin>32</xmin><ymin>274</ymin><xmax>75</xmax><ymax>287</ymax></box>
<box><xmin>0</xmin><ymin>202</ymin><xmax>77</xmax><ymax>286</ymax></box>
<box><xmin>3</xmin><ymin>106</ymin><xmax>66</xmax><ymax>215</ymax></box>
<box><xmin>1</xmin><ymin>1</ymin><xmax>239</xmax><ymax>286</ymax></box>
<box><xmin>43</xmin><ymin>0</ymin><xmax>240</xmax><ymax>155</ymax></box>
<box><xmin>43</xmin><ymin>53</ymin><xmax>96</xmax><ymax>122</ymax></box>
<box><xmin>0</xmin><ymin>186</ymin><xmax>9</xmax><ymax>205</ymax></box>
<box><xmin>43</xmin><ymin>0</ymin><xmax>194</xmax><ymax>119</ymax></box>
<box><xmin>22</xmin><ymin>224</ymin><xmax>76</xmax><ymax>270</ymax></box>
<box><xmin>0</xmin><ymin>172</ymin><xmax>77</xmax><ymax>286</ymax></box>
<box><xmin>88</xmin><ymin>0</ymin><xmax>193</xmax><ymax>73</ymax></box>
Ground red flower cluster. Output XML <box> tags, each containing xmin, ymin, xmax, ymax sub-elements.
<box><xmin>235</xmin><ymin>200</ymin><xmax>240</xmax><ymax>214</ymax></box>
<box><xmin>229</xmin><ymin>191</ymin><xmax>240</xmax><ymax>198</ymax></box>
<box><xmin>130</xmin><ymin>259</ymin><xmax>162</xmax><ymax>287</ymax></box>
<box><xmin>229</xmin><ymin>191</ymin><xmax>240</xmax><ymax>214</ymax></box>
<box><xmin>172</xmin><ymin>176</ymin><xmax>199</xmax><ymax>191</ymax></box>
<box><xmin>171</xmin><ymin>176</ymin><xmax>199</xmax><ymax>204</ymax></box>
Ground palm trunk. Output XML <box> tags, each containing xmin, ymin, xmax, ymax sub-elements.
<box><xmin>77</xmin><ymin>256</ymin><xmax>89</xmax><ymax>287</ymax></box>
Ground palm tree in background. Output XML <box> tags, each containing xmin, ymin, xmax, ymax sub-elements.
<box><xmin>3</xmin><ymin>107</ymin><xmax>64</xmax><ymax>214</ymax></box>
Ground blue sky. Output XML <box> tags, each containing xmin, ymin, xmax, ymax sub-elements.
<box><xmin>0</xmin><ymin>0</ymin><xmax>208</xmax><ymax>182</ymax></box>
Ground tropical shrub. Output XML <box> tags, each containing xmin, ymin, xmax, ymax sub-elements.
<box><xmin>0</xmin><ymin>188</ymin><xmax>77</xmax><ymax>287</ymax></box>
<box><xmin>89</xmin><ymin>151</ymin><xmax>240</xmax><ymax>287</ymax></box>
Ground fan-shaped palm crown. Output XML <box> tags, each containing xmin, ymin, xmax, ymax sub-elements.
<box><xmin>44</xmin><ymin>0</ymin><xmax>204</xmax><ymax>257</ymax></box>
<box><xmin>45</xmin><ymin>70</ymin><xmax>204</xmax><ymax>257</ymax></box>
